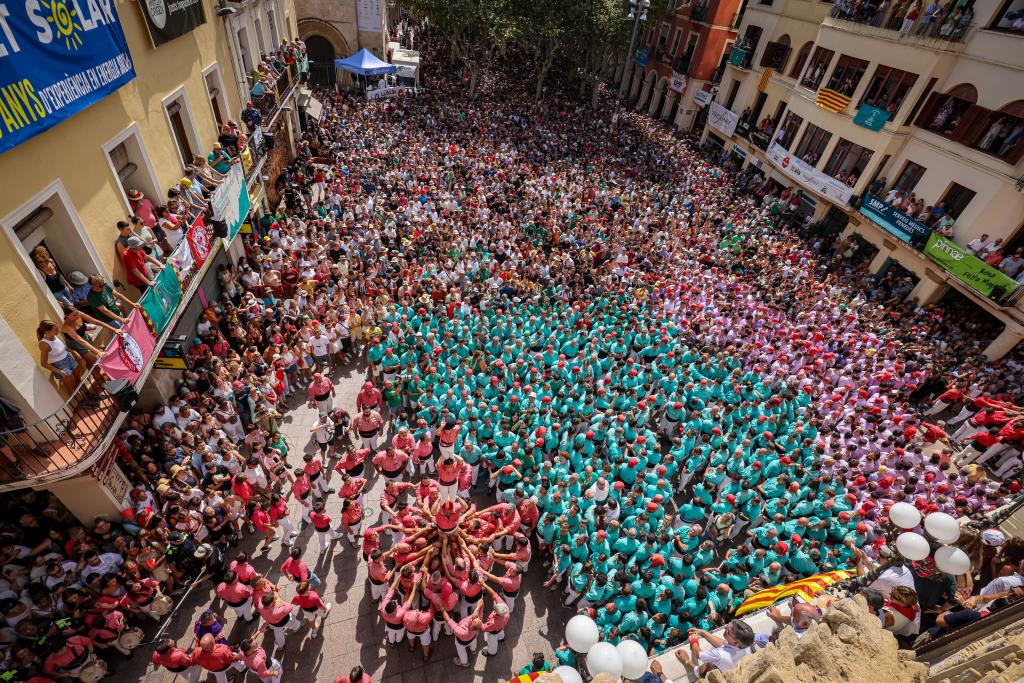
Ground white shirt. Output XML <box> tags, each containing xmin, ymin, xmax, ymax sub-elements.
<box><xmin>699</xmin><ymin>643</ymin><xmax>751</xmax><ymax>672</ymax></box>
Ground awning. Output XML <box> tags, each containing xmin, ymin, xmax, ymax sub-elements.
<box><xmin>334</xmin><ymin>48</ymin><xmax>396</xmax><ymax>76</ymax></box>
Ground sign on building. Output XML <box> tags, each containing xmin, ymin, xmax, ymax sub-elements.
<box><xmin>858</xmin><ymin>194</ymin><xmax>931</xmax><ymax>249</ymax></box>
<box><xmin>707</xmin><ymin>102</ymin><xmax>739</xmax><ymax>137</ymax></box>
<box><xmin>693</xmin><ymin>90</ymin><xmax>712</xmax><ymax>108</ymax></box>
<box><xmin>356</xmin><ymin>0</ymin><xmax>383</xmax><ymax>32</ymax></box>
<box><xmin>213</xmin><ymin>164</ymin><xmax>251</xmax><ymax>242</ymax></box>
<box><xmin>0</xmin><ymin>0</ymin><xmax>135</xmax><ymax>153</ymax></box>
<box><xmin>924</xmin><ymin>234</ymin><xmax>1020</xmax><ymax>300</ymax></box>
<box><xmin>138</xmin><ymin>0</ymin><xmax>207</xmax><ymax>47</ymax></box>
<box><xmin>670</xmin><ymin>72</ymin><xmax>687</xmax><ymax>93</ymax></box>
<box><xmin>765</xmin><ymin>142</ymin><xmax>854</xmax><ymax>205</ymax></box>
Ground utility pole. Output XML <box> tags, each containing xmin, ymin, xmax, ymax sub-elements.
<box><xmin>617</xmin><ymin>0</ymin><xmax>650</xmax><ymax>103</ymax></box>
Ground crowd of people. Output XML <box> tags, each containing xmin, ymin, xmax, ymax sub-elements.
<box><xmin>4</xmin><ymin>29</ymin><xmax>1024</xmax><ymax>682</ymax></box>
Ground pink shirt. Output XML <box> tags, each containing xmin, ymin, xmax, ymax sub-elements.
<box><xmin>257</xmin><ymin>600</ymin><xmax>293</xmax><ymax>626</ymax></box>
<box><xmin>216</xmin><ymin>580</ymin><xmax>253</xmax><ymax>604</ymax></box>
<box><xmin>403</xmin><ymin>607</ymin><xmax>434</xmax><ymax>633</ymax></box>
<box><xmin>281</xmin><ymin>557</ymin><xmax>309</xmax><ymax>582</ymax></box>
<box><xmin>240</xmin><ymin>647</ymin><xmax>274</xmax><ymax>677</ymax></box>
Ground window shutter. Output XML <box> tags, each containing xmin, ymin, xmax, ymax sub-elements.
<box><xmin>950</xmin><ymin>104</ymin><xmax>991</xmax><ymax>144</ymax></box>
<box><xmin>914</xmin><ymin>92</ymin><xmax>944</xmax><ymax>129</ymax></box>
<box><xmin>1004</xmin><ymin>132</ymin><xmax>1024</xmax><ymax>165</ymax></box>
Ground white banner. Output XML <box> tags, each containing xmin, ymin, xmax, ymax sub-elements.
<box><xmin>367</xmin><ymin>86</ymin><xmax>414</xmax><ymax>100</ymax></box>
<box><xmin>693</xmin><ymin>90</ymin><xmax>712</xmax><ymax>107</ymax></box>
<box><xmin>250</xmin><ymin>124</ymin><xmax>264</xmax><ymax>150</ymax></box>
<box><xmin>670</xmin><ymin>72</ymin><xmax>688</xmax><ymax>93</ymax></box>
<box><xmin>765</xmin><ymin>142</ymin><xmax>854</xmax><ymax>205</ymax></box>
<box><xmin>356</xmin><ymin>0</ymin><xmax>382</xmax><ymax>32</ymax></box>
<box><xmin>707</xmin><ymin>102</ymin><xmax>739</xmax><ymax>137</ymax></box>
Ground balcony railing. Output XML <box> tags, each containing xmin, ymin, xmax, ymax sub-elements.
<box><xmin>0</xmin><ymin>367</ymin><xmax>120</xmax><ymax>483</ymax></box>
<box><xmin>251</xmin><ymin>62</ymin><xmax>300</xmax><ymax>123</ymax></box>
<box><xmin>826</xmin><ymin>4</ymin><xmax>971</xmax><ymax>42</ymax></box>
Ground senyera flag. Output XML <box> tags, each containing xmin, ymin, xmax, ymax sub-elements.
<box><xmin>735</xmin><ymin>569</ymin><xmax>855</xmax><ymax>616</ymax></box>
<box><xmin>98</xmin><ymin>310</ymin><xmax>157</xmax><ymax>383</ymax></box>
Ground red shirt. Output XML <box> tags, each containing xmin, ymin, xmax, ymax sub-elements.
<box><xmin>192</xmin><ymin>644</ymin><xmax>238</xmax><ymax>672</ymax></box>
<box><xmin>281</xmin><ymin>557</ymin><xmax>309</xmax><ymax>582</ymax></box>
<box><xmin>252</xmin><ymin>508</ymin><xmax>273</xmax><ymax>533</ymax></box>
<box><xmin>292</xmin><ymin>591</ymin><xmax>325</xmax><ymax>610</ymax></box>
<box><xmin>311</xmin><ymin>511</ymin><xmax>333</xmax><ymax>531</ymax></box>
<box><xmin>152</xmin><ymin>647</ymin><xmax>194</xmax><ymax>670</ymax></box>
<box><xmin>122</xmin><ymin>248</ymin><xmax>149</xmax><ymax>286</ymax></box>
<box><xmin>335</xmin><ymin>675</ymin><xmax>375</xmax><ymax>683</ymax></box>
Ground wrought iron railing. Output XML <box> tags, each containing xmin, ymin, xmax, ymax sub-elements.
<box><xmin>0</xmin><ymin>367</ymin><xmax>120</xmax><ymax>483</ymax></box>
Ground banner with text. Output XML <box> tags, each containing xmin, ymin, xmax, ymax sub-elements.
<box><xmin>98</xmin><ymin>310</ymin><xmax>156</xmax><ymax>383</ymax></box>
<box><xmin>670</xmin><ymin>72</ymin><xmax>687</xmax><ymax>93</ymax></box>
<box><xmin>859</xmin><ymin>194</ymin><xmax>931</xmax><ymax>250</ymax></box>
<box><xmin>693</xmin><ymin>90</ymin><xmax>712</xmax><ymax>108</ymax></box>
<box><xmin>853</xmin><ymin>103</ymin><xmax>892</xmax><ymax>131</ymax></box>
<box><xmin>0</xmin><ymin>0</ymin><xmax>135</xmax><ymax>153</ymax></box>
<box><xmin>138</xmin><ymin>0</ymin><xmax>207</xmax><ymax>47</ymax></box>
<box><xmin>140</xmin><ymin>265</ymin><xmax>182</xmax><ymax>335</ymax></box>
<box><xmin>212</xmin><ymin>164</ymin><xmax>251</xmax><ymax>242</ymax></box>
<box><xmin>765</xmin><ymin>142</ymin><xmax>854</xmax><ymax>206</ymax></box>
<box><xmin>924</xmin><ymin>234</ymin><xmax>1020</xmax><ymax>299</ymax></box>
<box><xmin>367</xmin><ymin>86</ymin><xmax>415</xmax><ymax>101</ymax></box>
<box><xmin>707</xmin><ymin>102</ymin><xmax>739</xmax><ymax>137</ymax></box>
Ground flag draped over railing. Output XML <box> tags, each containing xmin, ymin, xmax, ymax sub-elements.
<box><xmin>735</xmin><ymin>569</ymin><xmax>856</xmax><ymax>616</ymax></box>
<box><xmin>815</xmin><ymin>87</ymin><xmax>852</xmax><ymax>113</ymax></box>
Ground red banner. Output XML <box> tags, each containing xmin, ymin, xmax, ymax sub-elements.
<box><xmin>187</xmin><ymin>215</ymin><xmax>211</xmax><ymax>265</ymax></box>
<box><xmin>97</xmin><ymin>310</ymin><xmax>156</xmax><ymax>383</ymax></box>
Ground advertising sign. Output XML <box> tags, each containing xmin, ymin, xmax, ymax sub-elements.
<box><xmin>924</xmin><ymin>234</ymin><xmax>1020</xmax><ymax>299</ymax></box>
<box><xmin>765</xmin><ymin>142</ymin><xmax>854</xmax><ymax>205</ymax></box>
<box><xmin>98</xmin><ymin>310</ymin><xmax>156</xmax><ymax>383</ymax></box>
<box><xmin>670</xmin><ymin>72</ymin><xmax>687</xmax><ymax>93</ymax></box>
<box><xmin>859</xmin><ymin>194</ymin><xmax>931</xmax><ymax>250</ymax></box>
<box><xmin>707</xmin><ymin>102</ymin><xmax>739</xmax><ymax>137</ymax></box>
<box><xmin>0</xmin><ymin>0</ymin><xmax>135</xmax><ymax>153</ymax></box>
<box><xmin>141</xmin><ymin>265</ymin><xmax>182</xmax><ymax>335</ymax></box>
<box><xmin>212</xmin><ymin>164</ymin><xmax>251</xmax><ymax>242</ymax></box>
<box><xmin>138</xmin><ymin>0</ymin><xmax>207</xmax><ymax>47</ymax></box>
<box><xmin>693</xmin><ymin>90</ymin><xmax>712</xmax><ymax>107</ymax></box>
<box><xmin>356</xmin><ymin>0</ymin><xmax>382</xmax><ymax>32</ymax></box>
<box><xmin>635</xmin><ymin>47</ymin><xmax>648</xmax><ymax>67</ymax></box>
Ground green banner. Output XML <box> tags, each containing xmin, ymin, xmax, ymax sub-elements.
<box><xmin>924</xmin><ymin>233</ymin><xmax>1020</xmax><ymax>299</ymax></box>
<box><xmin>141</xmin><ymin>265</ymin><xmax>183</xmax><ymax>334</ymax></box>
<box><xmin>854</xmin><ymin>103</ymin><xmax>892</xmax><ymax>131</ymax></box>
<box><xmin>729</xmin><ymin>48</ymin><xmax>747</xmax><ymax>67</ymax></box>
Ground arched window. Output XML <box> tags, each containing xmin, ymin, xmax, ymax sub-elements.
<box><xmin>972</xmin><ymin>100</ymin><xmax>1024</xmax><ymax>163</ymax></box>
<box><xmin>788</xmin><ymin>41</ymin><xmax>813</xmax><ymax>78</ymax></box>
<box><xmin>760</xmin><ymin>34</ymin><xmax>792</xmax><ymax>71</ymax></box>
<box><xmin>915</xmin><ymin>83</ymin><xmax>980</xmax><ymax>136</ymax></box>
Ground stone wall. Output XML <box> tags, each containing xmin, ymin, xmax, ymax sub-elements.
<box><xmin>926</xmin><ymin>611</ymin><xmax>1024</xmax><ymax>683</ymax></box>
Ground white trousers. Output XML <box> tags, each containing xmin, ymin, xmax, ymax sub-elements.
<box><xmin>370</xmin><ymin>579</ymin><xmax>387</xmax><ymax>601</ymax></box>
<box><xmin>278</xmin><ymin>515</ymin><xmax>296</xmax><ymax>540</ymax></box>
<box><xmin>267</xmin><ymin>617</ymin><xmax>302</xmax><ymax>648</ymax></box>
<box><xmin>439</xmin><ymin>482</ymin><xmax>458</xmax><ymax>504</ymax></box>
<box><xmin>484</xmin><ymin>630</ymin><xmax>504</xmax><ymax>655</ymax></box>
<box><xmin>361</xmin><ymin>433</ymin><xmax>379</xmax><ymax>450</ymax></box>
<box><xmin>385</xmin><ymin>623</ymin><xmax>405</xmax><ymax>644</ymax></box>
<box><xmin>229</xmin><ymin>602</ymin><xmax>254</xmax><ymax>622</ymax></box>
<box><xmin>454</xmin><ymin>637</ymin><xmax>476</xmax><ymax>664</ymax></box>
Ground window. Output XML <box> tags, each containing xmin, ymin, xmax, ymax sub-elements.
<box><xmin>267</xmin><ymin>8</ymin><xmax>281</xmax><ymax>46</ymax></box>
<box><xmin>740</xmin><ymin>25</ymin><xmax>763</xmax><ymax>67</ymax></box>
<box><xmin>823</xmin><ymin>138</ymin><xmax>874</xmax><ymax>184</ymax></box>
<box><xmin>254</xmin><ymin>17</ymin><xmax>267</xmax><ymax>54</ymax></box>
<box><xmin>670</xmin><ymin>28</ymin><xmax>684</xmax><ymax>56</ymax></box>
<box><xmin>794</xmin><ymin>122</ymin><xmax>832</xmax><ymax>165</ymax></box>
<box><xmin>940</xmin><ymin>183</ymin><xmax>976</xmax><ymax>218</ymax></box>
<box><xmin>759</xmin><ymin>36</ymin><xmax>791</xmax><ymax>70</ymax></box>
<box><xmin>892</xmin><ymin>161</ymin><xmax>926</xmax><ymax>192</ymax></box>
<box><xmin>904</xmin><ymin>77</ymin><xmax>937</xmax><ymax>125</ymax></box>
<box><xmin>825</xmin><ymin>54</ymin><xmax>868</xmax><ymax>96</ymax></box>
<box><xmin>163</xmin><ymin>89</ymin><xmax>200</xmax><ymax>168</ymax></box>
<box><xmin>915</xmin><ymin>83</ymin><xmax>978</xmax><ymax>137</ymax></box>
<box><xmin>658</xmin><ymin>23</ymin><xmax>671</xmax><ymax>55</ymax></box>
<box><xmin>237</xmin><ymin>27</ymin><xmax>253</xmax><ymax>73</ymax></box>
<box><xmin>789</xmin><ymin>41</ymin><xmax>813</xmax><ymax>78</ymax></box>
<box><xmin>103</xmin><ymin>124</ymin><xmax>161</xmax><ymax>212</ymax></box>
<box><xmin>777</xmin><ymin>111</ymin><xmax>803</xmax><ymax>149</ymax></box>
<box><xmin>989</xmin><ymin>0</ymin><xmax>1024</xmax><ymax>32</ymax></box>
<box><xmin>204</xmin><ymin>65</ymin><xmax>228</xmax><ymax>128</ymax></box>
<box><xmin>969</xmin><ymin>101</ymin><xmax>1024</xmax><ymax>163</ymax></box>
<box><xmin>3</xmin><ymin>182</ymin><xmax>107</xmax><ymax>310</ymax></box>
<box><xmin>859</xmin><ymin>65</ymin><xmax>918</xmax><ymax>115</ymax></box>
<box><xmin>801</xmin><ymin>47</ymin><xmax>834</xmax><ymax>90</ymax></box>
<box><xmin>724</xmin><ymin>79</ymin><xmax>741</xmax><ymax>109</ymax></box>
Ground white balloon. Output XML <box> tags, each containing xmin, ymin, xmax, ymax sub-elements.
<box><xmin>924</xmin><ymin>512</ymin><xmax>961</xmax><ymax>544</ymax></box>
<box><xmin>587</xmin><ymin>641</ymin><xmax>624</xmax><ymax>678</ymax></box>
<box><xmin>895</xmin><ymin>532</ymin><xmax>930</xmax><ymax>561</ymax></box>
<box><xmin>934</xmin><ymin>545</ymin><xmax>972</xmax><ymax>575</ymax></box>
<box><xmin>565</xmin><ymin>614</ymin><xmax>600</xmax><ymax>653</ymax></box>
<box><xmin>552</xmin><ymin>665</ymin><xmax>584</xmax><ymax>683</ymax></box>
<box><xmin>888</xmin><ymin>502</ymin><xmax>922</xmax><ymax>530</ymax></box>
<box><xmin>616</xmin><ymin>639</ymin><xmax>649</xmax><ymax>679</ymax></box>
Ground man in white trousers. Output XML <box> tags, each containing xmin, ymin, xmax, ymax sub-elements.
<box><xmin>444</xmin><ymin>603</ymin><xmax>483</xmax><ymax>667</ymax></box>
<box><xmin>256</xmin><ymin>594</ymin><xmax>303</xmax><ymax>649</ymax></box>
<box><xmin>215</xmin><ymin>571</ymin><xmax>255</xmax><ymax>622</ymax></box>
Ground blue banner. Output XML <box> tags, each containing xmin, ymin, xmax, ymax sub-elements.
<box><xmin>854</xmin><ymin>103</ymin><xmax>892</xmax><ymax>131</ymax></box>
<box><xmin>635</xmin><ymin>48</ymin><xmax>648</xmax><ymax>67</ymax></box>
<box><xmin>859</xmin><ymin>194</ymin><xmax>932</xmax><ymax>250</ymax></box>
<box><xmin>0</xmin><ymin>0</ymin><xmax>135</xmax><ymax>153</ymax></box>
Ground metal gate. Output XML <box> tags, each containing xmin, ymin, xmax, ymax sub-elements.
<box><xmin>308</xmin><ymin>60</ymin><xmax>336</xmax><ymax>88</ymax></box>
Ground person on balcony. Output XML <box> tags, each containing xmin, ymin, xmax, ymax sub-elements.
<box><xmin>242</xmin><ymin>101</ymin><xmax>262</xmax><ymax>134</ymax></box>
<box><xmin>121</xmin><ymin>236</ymin><xmax>165</xmax><ymax>294</ymax></box>
<box><xmin>36</xmin><ymin>320</ymin><xmax>83</xmax><ymax>395</ymax></box>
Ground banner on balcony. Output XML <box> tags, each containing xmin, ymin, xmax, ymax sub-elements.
<box><xmin>707</xmin><ymin>102</ymin><xmax>739</xmax><ymax>137</ymax></box>
<box><xmin>765</xmin><ymin>142</ymin><xmax>854</xmax><ymax>206</ymax></box>
<box><xmin>854</xmin><ymin>103</ymin><xmax>892</xmax><ymax>131</ymax></box>
<box><xmin>670</xmin><ymin>72</ymin><xmax>687</xmax><ymax>93</ymax></box>
<box><xmin>0</xmin><ymin>0</ymin><xmax>135</xmax><ymax>154</ymax></box>
<box><xmin>924</xmin><ymin>234</ymin><xmax>1020</xmax><ymax>299</ymax></box>
<box><xmin>693</xmin><ymin>90</ymin><xmax>712</xmax><ymax>108</ymax></box>
<box><xmin>859</xmin><ymin>194</ymin><xmax>931</xmax><ymax>250</ymax></box>
<box><xmin>729</xmin><ymin>48</ymin><xmax>746</xmax><ymax>68</ymax></box>
<box><xmin>635</xmin><ymin>48</ymin><xmax>648</xmax><ymax>67</ymax></box>
<box><xmin>98</xmin><ymin>311</ymin><xmax>156</xmax><ymax>383</ymax></box>
<box><xmin>815</xmin><ymin>87</ymin><xmax>852</xmax><ymax>113</ymax></box>
<box><xmin>140</xmin><ymin>265</ymin><xmax>182</xmax><ymax>335</ymax></box>
<box><xmin>212</xmin><ymin>164</ymin><xmax>251</xmax><ymax>242</ymax></box>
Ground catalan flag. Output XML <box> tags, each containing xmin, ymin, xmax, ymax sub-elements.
<box><xmin>758</xmin><ymin>67</ymin><xmax>773</xmax><ymax>93</ymax></box>
<box><xmin>734</xmin><ymin>569</ymin><xmax>856</xmax><ymax>616</ymax></box>
<box><xmin>815</xmin><ymin>87</ymin><xmax>852</xmax><ymax>113</ymax></box>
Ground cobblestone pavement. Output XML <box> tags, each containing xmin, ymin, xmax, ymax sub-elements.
<box><xmin>126</xmin><ymin>359</ymin><xmax>574</xmax><ymax>683</ymax></box>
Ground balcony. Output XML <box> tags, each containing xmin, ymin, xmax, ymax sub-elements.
<box><xmin>728</xmin><ymin>46</ymin><xmax>755</xmax><ymax>70</ymax></box>
<box><xmin>243</xmin><ymin>62</ymin><xmax>301</xmax><ymax>186</ymax></box>
<box><xmin>824</xmin><ymin>5</ymin><xmax>972</xmax><ymax>44</ymax></box>
<box><xmin>251</xmin><ymin>62</ymin><xmax>301</xmax><ymax>125</ymax></box>
<box><xmin>690</xmin><ymin>3</ymin><xmax>707</xmax><ymax>21</ymax></box>
<box><xmin>0</xmin><ymin>367</ymin><xmax>121</xmax><ymax>484</ymax></box>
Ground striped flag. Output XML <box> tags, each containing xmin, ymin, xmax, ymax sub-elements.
<box><xmin>734</xmin><ymin>569</ymin><xmax>856</xmax><ymax>616</ymax></box>
<box><xmin>815</xmin><ymin>87</ymin><xmax>852</xmax><ymax>113</ymax></box>
<box><xmin>758</xmin><ymin>67</ymin><xmax>773</xmax><ymax>92</ymax></box>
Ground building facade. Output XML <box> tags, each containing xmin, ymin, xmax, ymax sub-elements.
<box><xmin>0</xmin><ymin>0</ymin><xmax>302</xmax><ymax>519</ymax></box>
<box><xmin>700</xmin><ymin>0</ymin><xmax>1024</xmax><ymax>359</ymax></box>
<box><xmin>294</xmin><ymin>0</ymin><xmax>388</xmax><ymax>88</ymax></box>
<box><xmin>622</xmin><ymin>0</ymin><xmax>744</xmax><ymax>130</ymax></box>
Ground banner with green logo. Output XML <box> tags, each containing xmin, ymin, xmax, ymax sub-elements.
<box><xmin>212</xmin><ymin>164</ymin><xmax>252</xmax><ymax>242</ymax></box>
<box><xmin>924</xmin><ymin>234</ymin><xmax>1020</xmax><ymax>299</ymax></box>
<box><xmin>729</xmin><ymin>48</ymin><xmax>747</xmax><ymax>67</ymax></box>
<box><xmin>853</xmin><ymin>103</ymin><xmax>892</xmax><ymax>131</ymax></box>
<box><xmin>141</xmin><ymin>265</ymin><xmax>183</xmax><ymax>335</ymax></box>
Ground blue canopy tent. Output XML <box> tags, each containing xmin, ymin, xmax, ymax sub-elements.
<box><xmin>334</xmin><ymin>48</ymin><xmax>397</xmax><ymax>76</ymax></box>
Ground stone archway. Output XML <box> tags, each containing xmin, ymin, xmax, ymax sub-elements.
<box><xmin>298</xmin><ymin>18</ymin><xmax>352</xmax><ymax>86</ymax></box>
<box><xmin>649</xmin><ymin>76</ymin><xmax>669</xmax><ymax>117</ymax></box>
<box><xmin>636</xmin><ymin>70</ymin><xmax>657</xmax><ymax>111</ymax></box>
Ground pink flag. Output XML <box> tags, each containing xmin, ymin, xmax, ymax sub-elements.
<box><xmin>98</xmin><ymin>310</ymin><xmax>157</xmax><ymax>383</ymax></box>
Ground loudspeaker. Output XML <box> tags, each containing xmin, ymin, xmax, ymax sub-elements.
<box><xmin>211</xmin><ymin>219</ymin><xmax>228</xmax><ymax>239</ymax></box>
<box><xmin>104</xmin><ymin>380</ymin><xmax>138</xmax><ymax>413</ymax></box>
<box><xmin>264</xmin><ymin>132</ymin><xmax>276</xmax><ymax>151</ymax></box>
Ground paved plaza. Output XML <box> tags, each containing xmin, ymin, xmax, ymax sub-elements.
<box><xmin>128</xmin><ymin>360</ymin><xmax>573</xmax><ymax>683</ymax></box>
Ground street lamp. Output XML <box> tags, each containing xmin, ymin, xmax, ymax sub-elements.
<box><xmin>618</xmin><ymin>0</ymin><xmax>650</xmax><ymax>103</ymax></box>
